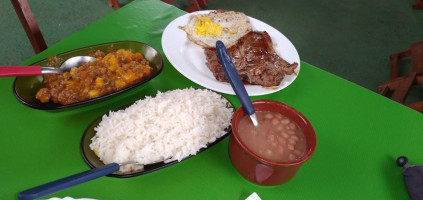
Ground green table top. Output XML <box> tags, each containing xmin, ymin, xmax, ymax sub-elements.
<box><xmin>1</xmin><ymin>0</ymin><xmax>422</xmax><ymax>199</ymax></box>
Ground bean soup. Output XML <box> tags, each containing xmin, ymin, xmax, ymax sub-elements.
<box><xmin>238</xmin><ymin>111</ymin><xmax>306</xmax><ymax>162</ymax></box>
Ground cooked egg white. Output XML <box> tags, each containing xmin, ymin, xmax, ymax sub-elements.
<box><xmin>179</xmin><ymin>10</ymin><xmax>252</xmax><ymax>48</ymax></box>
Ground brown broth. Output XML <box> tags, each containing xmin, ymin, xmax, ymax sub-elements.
<box><xmin>237</xmin><ymin>111</ymin><xmax>306</xmax><ymax>162</ymax></box>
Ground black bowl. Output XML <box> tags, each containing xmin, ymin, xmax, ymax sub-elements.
<box><xmin>13</xmin><ymin>41</ymin><xmax>164</xmax><ymax>110</ymax></box>
<box><xmin>80</xmin><ymin>89</ymin><xmax>234</xmax><ymax>178</ymax></box>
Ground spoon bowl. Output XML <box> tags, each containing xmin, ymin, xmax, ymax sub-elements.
<box><xmin>0</xmin><ymin>56</ymin><xmax>95</xmax><ymax>77</ymax></box>
<box><xmin>42</xmin><ymin>56</ymin><xmax>96</xmax><ymax>74</ymax></box>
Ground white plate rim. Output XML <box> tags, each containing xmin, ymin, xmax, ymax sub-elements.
<box><xmin>161</xmin><ymin>10</ymin><xmax>300</xmax><ymax>96</ymax></box>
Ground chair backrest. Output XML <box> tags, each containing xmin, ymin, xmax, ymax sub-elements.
<box><xmin>113</xmin><ymin>0</ymin><xmax>208</xmax><ymax>12</ymax></box>
<box><xmin>413</xmin><ymin>1</ymin><xmax>423</xmax><ymax>9</ymax></box>
<box><xmin>10</xmin><ymin>0</ymin><xmax>209</xmax><ymax>54</ymax></box>
<box><xmin>108</xmin><ymin>0</ymin><xmax>120</xmax><ymax>9</ymax></box>
<box><xmin>411</xmin><ymin>41</ymin><xmax>423</xmax><ymax>74</ymax></box>
<box><xmin>11</xmin><ymin>0</ymin><xmax>47</xmax><ymax>54</ymax></box>
<box><xmin>379</xmin><ymin>41</ymin><xmax>423</xmax><ymax>111</ymax></box>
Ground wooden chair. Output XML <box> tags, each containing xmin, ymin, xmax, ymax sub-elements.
<box><xmin>11</xmin><ymin>0</ymin><xmax>123</xmax><ymax>54</ymax></box>
<box><xmin>109</xmin><ymin>0</ymin><xmax>210</xmax><ymax>12</ymax></box>
<box><xmin>378</xmin><ymin>41</ymin><xmax>423</xmax><ymax>111</ymax></box>
<box><xmin>11</xmin><ymin>0</ymin><xmax>47</xmax><ymax>54</ymax></box>
<box><xmin>168</xmin><ymin>0</ymin><xmax>210</xmax><ymax>13</ymax></box>
<box><xmin>12</xmin><ymin>0</ymin><xmax>209</xmax><ymax>54</ymax></box>
<box><xmin>389</xmin><ymin>41</ymin><xmax>423</xmax><ymax>80</ymax></box>
<box><xmin>413</xmin><ymin>0</ymin><xmax>423</xmax><ymax>9</ymax></box>
<box><xmin>108</xmin><ymin>0</ymin><xmax>121</xmax><ymax>9</ymax></box>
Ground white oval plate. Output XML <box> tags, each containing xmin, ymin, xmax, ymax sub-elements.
<box><xmin>162</xmin><ymin>10</ymin><xmax>300</xmax><ymax>96</ymax></box>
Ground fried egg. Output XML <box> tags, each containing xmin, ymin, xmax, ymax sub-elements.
<box><xmin>179</xmin><ymin>10</ymin><xmax>252</xmax><ymax>48</ymax></box>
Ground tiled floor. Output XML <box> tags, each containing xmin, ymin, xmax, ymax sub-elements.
<box><xmin>2</xmin><ymin>0</ymin><xmax>423</xmax><ymax>95</ymax></box>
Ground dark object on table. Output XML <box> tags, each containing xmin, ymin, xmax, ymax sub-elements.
<box><xmin>205</xmin><ymin>31</ymin><xmax>298</xmax><ymax>87</ymax></box>
<box><xmin>378</xmin><ymin>41</ymin><xmax>423</xmax><ymax>111</ymax></box>
<box><xmin>397</xmin><ymin>156</ymin><xmax>423</xmax><ymax>200</ymax></box>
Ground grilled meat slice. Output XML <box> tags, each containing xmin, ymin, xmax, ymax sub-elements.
<box><xmin>204</xmin><ymin>31</ymin><xmax>298</xmax><ymax>87</ymax></box>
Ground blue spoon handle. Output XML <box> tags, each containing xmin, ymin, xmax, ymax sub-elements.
<box><xmin>18</xmin><ymin>163</ymin><xmax>120</xmax><ymax>200</ymax></box>
<box><xmin>216</xmin><ymin>40</ymin><xmax>255</xmax><ymax>116</ymax></box>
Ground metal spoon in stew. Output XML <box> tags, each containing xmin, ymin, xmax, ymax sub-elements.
<box><xmin>0</xmin><ymin>56</ymin><xmax>96</xmax><ymax>77</ymax></box>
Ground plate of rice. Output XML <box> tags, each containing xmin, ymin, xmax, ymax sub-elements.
<box><xmin>81</xmin><ymin>88</ymin><xmax>234</xmax><ymax>178</ymax></box>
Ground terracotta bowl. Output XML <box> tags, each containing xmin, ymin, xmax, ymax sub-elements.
<box><xmin>229</xmin><ymin>99</ymin><xmax>316</xmax><ymax>186</ymax></box>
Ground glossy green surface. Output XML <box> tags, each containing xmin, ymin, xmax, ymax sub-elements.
<box><xmin>1</xmin><ymin>0</ymin><xmax>422</xmax><ymax>199</ymax></box>
<box><xmin>13</xmin><ymin>41</ymin><xmax>164</xmax><ymax>110</ymax></box>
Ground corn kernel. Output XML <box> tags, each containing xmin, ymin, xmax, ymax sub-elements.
<box><xmin>117</xmin><ymin>49</ymin><xmax>127</xmax><ymax>55</ymax></box>
<box><xmin>115</xmin><ymin>80</ymin><xmax>125</xmax><ymax>89</ymax></box>
<box><xmin>133</xmin><ymin>52</ymin><xmax>144</xmax><ymax>60</ymax></box>
<box><xmin>88</xmin><ymin>90</ymin><xmax>100</xmax><ymax>98</ymax></box>
<box><xmin>123</xmin><ymin>72</ymin><xmax>136</xmax><ymax>82</ymax></box>
<box><xmin>108</xmin><ymin>64</ymin><xmax>117</xmax><ymax>71</ymax></box>
<box><xmin>103</xmin><ymin>54</ymin><xmax>112</xmax><ymax>61</ymax></box>
<box><xmin>116</xmin><ymin>67</ymin><xmax>123</xmax><ymax>75</ymax></box>
<box><xmin>95</xmin><ymin>77</ymin><xmax>104</xmax><ymax>87</ymax></box>
<box><xmin>64</xmin><ymin>80</ymin><xmax>74</xmax><ymax>85</ymax></box>
<box><xmin>117</xmin><ymin>49</ymin><xmax>131</xmax><ymax>62</ymax></box>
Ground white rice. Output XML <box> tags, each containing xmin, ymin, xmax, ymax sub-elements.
<box><xmin>90</xmin><ymin>88</ymin><xmax>233</xmax><ymax>172</ymax></box>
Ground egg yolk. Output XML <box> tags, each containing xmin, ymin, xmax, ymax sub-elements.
<box><xmin>194</xmin><ymin>17</ymin><xmax>222</xmax><ymax>36</ymax></box>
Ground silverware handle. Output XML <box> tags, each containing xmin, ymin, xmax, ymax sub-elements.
<box><xmin>41</xmin><ymin>67</ymin><xmax>60</xmax><ymax>74</ymax></box>
<box><xmin>17</xmin><ymin>163</ymin><xmax>120</xmax><ymax>200</ymax></box>
<box><xmin>216</xmin><ymin>40</ymin><xmax>255</xmax><ymax>116</ymax></box>
<box><xmin>0</xmin><ymin>66</ymin><xmax>42</xmax><ymax>77</ymax></box>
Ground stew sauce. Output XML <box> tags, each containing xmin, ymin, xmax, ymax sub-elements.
<box><xmin>35</xmin><ymin>49</ymin><xmax>153</xmax><ymax>105</ymax></box>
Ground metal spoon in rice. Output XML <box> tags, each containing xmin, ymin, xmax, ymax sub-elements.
<box><xmin>216</xmin><ymin>40</ymin><xmax>258</xmax><ymax>127</ymax></box>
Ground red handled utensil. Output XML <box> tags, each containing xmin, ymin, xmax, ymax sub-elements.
<box><xmin>0</xmin><ymin>56</ymin><xmax>95</xmax><ymax>77</ymax></box>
